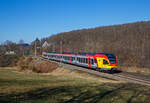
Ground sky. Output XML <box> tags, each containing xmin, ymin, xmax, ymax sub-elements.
<box><xmin>0</xmin><ymin>0</ymin><xmax>150</xmax><ymax>44</ymax></box>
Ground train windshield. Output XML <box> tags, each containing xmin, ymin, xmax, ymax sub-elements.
<box><xmin>106</xmin><ymin>54</ymin><xmax>116</xmax><ymax>64</ymax></box>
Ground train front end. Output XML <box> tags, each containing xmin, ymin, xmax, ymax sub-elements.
<box><xmin>96</xmin><ymin>53</ymin><xmax>117</xmax><ymax>71</ymax></box>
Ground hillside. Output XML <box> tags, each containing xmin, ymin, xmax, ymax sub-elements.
<box><xmin>39</xmin><ymin>21</ymin><xmax>150</xmax><ymax>68</ymax></box>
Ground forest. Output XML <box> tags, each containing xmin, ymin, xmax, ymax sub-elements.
<box><xmin>36</xmin><ymin>21</ymin><xmax>150</xmax><ymax>68</ymax></box>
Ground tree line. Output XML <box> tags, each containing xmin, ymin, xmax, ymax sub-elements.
<box><xmin>36</xmin><ymin>21</ymin><xmax>150</xmax><ymax>68</ymax></box>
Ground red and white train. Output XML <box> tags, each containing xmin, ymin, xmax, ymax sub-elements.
<box><xmin>42</xmin><ymin>52</ymin><xmax>117</xmax><ymax>71</ymax></box>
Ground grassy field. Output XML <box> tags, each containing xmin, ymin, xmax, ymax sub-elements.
<box><xmin>0</xmin><ymin>67</ymin><xmax>150</xmax><ymax>103</ymax></box>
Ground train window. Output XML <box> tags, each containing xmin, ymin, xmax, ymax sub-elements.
<box><xmin>94</xmin><ymin>59</ymin><xmax>97</xmax><ymax>63</ymax></box>
<box><xmin>91</xmin><ymin>59</ymin><xmax>94</xmax><ymax>65</ymax></box>
<box><xmin>86</xmin><ymin>58</ymin><xmax>88</xmax><ymax>63</ymax></box>
<box><xmin>82</xmin><ymin>58</ymin><xmax>84</xmax><ymax>63</ymax></box>
<box><xmin>103</xmin><ymin>60</ymin><xmax>109</xmax><ymax>65</ymax></box>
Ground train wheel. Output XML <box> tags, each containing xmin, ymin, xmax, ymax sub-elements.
<box><xmin>109</xmin><ymin>70</ymin><xmax>114</xmax><ymax>74</ymax></box>
<box><xmin>98</xmin><ymin>68</ymin><xmax>103</xmax><ymax>72</ymax></box>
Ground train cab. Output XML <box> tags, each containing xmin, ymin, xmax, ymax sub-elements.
<box><xmin>96</xmin><ymin>53</ymin><xmax>117</xmax><ymax>71</ymax></box>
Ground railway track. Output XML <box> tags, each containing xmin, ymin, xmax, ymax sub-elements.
<box><xmin>113</xmin><ymin>73</ymin><xmax>150</xmax><ymax>86</ymax></box>
<box><xmin>39</xmin><ymin>57</ymin><xmax>150</xmax><ymax>86</ymax></box>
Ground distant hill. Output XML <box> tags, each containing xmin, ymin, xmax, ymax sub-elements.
<box><xmin>40</xmin><ymin>21</ymin><xmax>150</xmax><ymax>68</ymax></box>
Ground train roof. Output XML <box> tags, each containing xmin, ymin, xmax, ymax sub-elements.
<box><xmin>44</xmin><ymin>52</ymin><xmax>115</xmax><ymax>57</ymax></box>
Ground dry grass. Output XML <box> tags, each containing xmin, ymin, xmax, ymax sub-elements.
<box><xmin>1</xmin><ymin>67</ymin><xmax>150</xmax><ymax>103</ymax></box>
<box><xmin>50</xmin><ymin>67</ymin><xmax>119</xmax><ymax>83</ymax></box>
<box><xmin>0</xmin><ymin>67</ymin><xmax>17</xmax><ymax>70</ymax></box>
<box><xmin>119</xmin><ymin>66</ymin><xmax>150</xmax><ymax>75</ymax></box>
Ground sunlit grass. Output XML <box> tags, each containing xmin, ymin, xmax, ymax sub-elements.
<box><xmin>0</xmin><ymin>67</ymin><xmax>150</xmax><ymax>103</ymax></box>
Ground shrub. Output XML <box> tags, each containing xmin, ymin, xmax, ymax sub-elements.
<box><xmin>34</xmin><ymin>61</ymin><xmax>58</xmax><ymax>73</ymax></box>
<box><xmin>17</xmin><ymin>56</ymin><xmax>33</xmax><ymax>71</ymax></box>
<box><xmin>0</xmin><ymin>54</ymin><xmax>19</xmax><ymax>67</ymax></box>
<box><xmin>17</xmin><ymin>56</ymin><xmax>58</xmax><ymax>73</ymax></box>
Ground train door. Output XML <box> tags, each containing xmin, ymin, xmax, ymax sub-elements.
<box><xmin>88</xmin><ymin>58</ymin><xmax>91</xmax><ymax>68</ymax></box>
<box><xmin>96</xmin><ymin>57</ymin><xmax>103</xmax><ymax>68</ymax></box>
<box><xmin>70</xmin><ymin>56</ymin><xmax>72</xmax><ymax>64</ymax></box>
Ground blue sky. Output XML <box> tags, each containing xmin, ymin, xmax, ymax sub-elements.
<box><xmin>0</xmin><ymin>0</ymin><xmax>150</xmax><ymax>44</ymax></box>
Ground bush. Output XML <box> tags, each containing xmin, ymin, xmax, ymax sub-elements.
<box><xmin>0</xmin><ymin>54</ymin><xmax>19</xmax><ymax>67</ymax></box>
<box><xmin>17</xmin><ymin>56</ymin><xmax>33</xmax><ymax>70</ymax></box>
<box><xmin>34</xmin><ymin>61</ymin><xmax>58</xmax><ymax>73</ymax></box>
<box><xmin>17</xmin><ymin>56</ymin><xmax>58</xmax><ymax>73</ymax></box>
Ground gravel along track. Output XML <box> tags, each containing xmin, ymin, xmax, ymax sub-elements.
<box><xmin>40</xmin><ymin>57</ymin><xmax>150</xmax><ymax>86</ymax></box>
